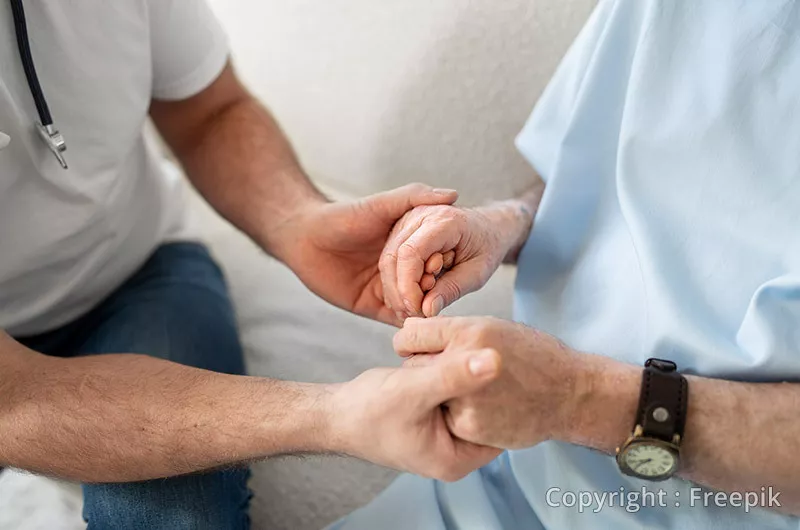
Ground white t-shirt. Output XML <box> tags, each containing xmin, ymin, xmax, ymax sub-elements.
<box><xmin>0</xmin><ymin>1</ymin><xmax>229</xmax><ymax>336</ymax></box>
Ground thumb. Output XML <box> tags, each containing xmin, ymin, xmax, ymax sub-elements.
<box><xmin>417</xmin><ymin>349</ymin><xmax>501</xmax><ymax>408</ymax></box>
<box><xmin>422</xmin><ymin>264</ymin><xmax>484</xmax><ymax>317</ymax></box>
<box><xmin>361</xmin><ymin>183</ymin><xmax>458</xmax><ymax>224</ymax></box>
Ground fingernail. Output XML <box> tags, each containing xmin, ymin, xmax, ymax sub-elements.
<box><xmin>433</xmin><ymin>188</ymin><xmax>457</xmax><ymax>195</ymax></box>
<box><xmin>431</xmin><ymin>296</ymin><xmax>445</xmax><ymax>317</ymax></box>
<box><xmin>403</xmin><ymin>299</ymin><xmax>416</xmax><ymax>314</ymax></box>
<box><xmin>395</xmin><ymin>311</ymin><xmax>407</xmax><ymax>322</ymax></box>
<box><xmin>469</xmin><ymin>351</ymin><xmax>497</xmax><ymax>377</ymax></box>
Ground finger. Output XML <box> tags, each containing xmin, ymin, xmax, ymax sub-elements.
<box><xmin>393</xmin><ymin>317</ymin><xmax>454</xmax><ymax>357</ymax></box>
<box><xmin>396</xmin><ymin>223</ymin><xmax>461</xmax><ymax>317</ymax></box>
<box><xmin>373</xmin><ymin>302</ymin><xmax>405</xmax><ymax>328</ymax></box>
<box><xmin>380</xmin><ymin>212</ymin><xmax>429</xmax><ymax>314</ymax></box>
<box><xmin>444</xmin><ymin>398</ymin><xmax>484</xmax><ymax>447</ymax></box>
<box><xmin>445</xmin><ymin>440</ymin><xmax>503</xmax><ymax>482</ymax></box>
<box><xmin>420</xmin><ymin>348</ymin><xmax>501</xmax><ymax>408</ymax></box>
<box><xmin>425</xmin><ymin>253</ymin><xmax>444</xmax><ymax>275</ymax></box>
<box><xmin>445</xmin><ymin>400</ymin><xmax>505</xmax><ymax>454</ymax></box>
<box><xmin>441</xmin><ymin>250</ymin><xmax>456</xmax><ymax>271</ymax></box>
<box><xmin>380</xmin><ymin>245</ymin><xmax>406</xmax><ymax>313</ymax></box>
<box><xmin>421</xmin><ymin>263</ymin><xmax>484</xmax><ymax>318</ymax></box>
<box><xmin>420</xmin><ymin>274</ymin><xmax>436</xmax><ymax>292</ymax></box>
<box><xmin>361</xmin><ymin>183</ymin><xmax>458</xmax><ymax>225</ymax></box>
<box><xmin>370</xmin><ymin>275</ymin><xmax>404</xmax><ymax>325</ymax></box>
<box><xmin>402</xmin><ymin>353</ymin><xmax>439</xmax><ymax>368</ymax></box>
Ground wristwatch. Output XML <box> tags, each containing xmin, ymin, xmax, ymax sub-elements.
<box><xmin>616</xmin><ymin>358</ymin><xmax>689</xmax><ymax>481</ymax></box>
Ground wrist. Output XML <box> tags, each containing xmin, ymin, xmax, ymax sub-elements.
<box><xmin>555</xmin><ymin>354</ymin><xmax>640</xmax><ymax>453</ymax></box>
<box><xmin>257</xmin><ymin>176</ymin><xmax>330</xmax><ymax>264</ymax></box>
<box><xmin>265</xmin><ymin>380</ymin><xmax>339</xmax><ymax>454</ymax></box>
<box><xmin>314</xmin><ymin>381</ymin><xmax>360</xmax><ymax>456</ymax></box>
<box><xmin>476</xmin><ymin>199</ymin><xmax>534</xmax><ymax>264</ymax></box>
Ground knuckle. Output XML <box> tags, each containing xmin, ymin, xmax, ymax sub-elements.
<box><xmin>432</xmin><ymin>206</ymin><xmax>459</xmax><ymax>223</ymax></box>
<box><xmin>475</xmin><ymin>316</ymin><xmax>494</xmax><ymax>329</ymax></box>
<box><xmin>379</xmin><ymin>251</ymin><xmax>397</xmax><ymax>270</ymax></box>
<box><xmin>467</xmin><ymin>322</ymin><xmax>491</xmax><ymax>343</ymax></box>
<box><xmin>452</xmin><ymin>407</ymin><xmax>483</xmax><ymax>441</ymax></box>
<box><xmin>397</xmin><ymin>242</ymin><xmax>419</xmax><ymax>261</ymax></box>
<box><xmin>451</xmin><ymin>209</ymin><xmax>469</xmax><ymax>228</ymax></box>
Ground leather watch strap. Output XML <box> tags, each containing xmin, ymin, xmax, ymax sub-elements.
<box><xmin>635</xmin><ymin>358</ymin><xmax>689</xmax><ymax>442</ymax></box>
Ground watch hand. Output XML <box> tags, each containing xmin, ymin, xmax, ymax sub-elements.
<box><xmin>635</xmin><ymin>458</ymin><xmax>653</xmax><ymax>470</ymax></box>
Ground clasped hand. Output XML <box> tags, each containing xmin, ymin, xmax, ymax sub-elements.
<box><xmin>397</xmin><ymin>316</ymin><xmax>584</xmax><ymax>450</ymax></box>
<box><xmin>374</xmin><ymin>199</ymin><xmax>591</xmax><ymax>452</ymax></box>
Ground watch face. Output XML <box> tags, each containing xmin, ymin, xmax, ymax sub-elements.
<box><xmin>622</xmin><ymin>443</ymin><xmax>677</xmax><ymax>479</ymax></box>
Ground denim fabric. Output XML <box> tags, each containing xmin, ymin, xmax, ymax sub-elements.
<box><xmin>17</xmin><ymin>242</ymin><xmax>252</xmax><ymax>530</ymax></box>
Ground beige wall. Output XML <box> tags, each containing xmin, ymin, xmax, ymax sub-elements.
<box><xmin>207</xmin><ymin>0</ymin><xmax>596</xmax><ymax>205</ymax></box>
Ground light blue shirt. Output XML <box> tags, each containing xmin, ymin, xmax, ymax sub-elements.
<box><xmin>334</xmin><ymin>1</ymin><xmax>800</xmax><ymax>528</ymax></box>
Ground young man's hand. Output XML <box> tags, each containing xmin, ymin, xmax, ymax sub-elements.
<box><xmin>327</xmin><ymin>348</ymin><xmax>503</xmax><ymax>481</ymax></box>
<box><xmin>270</xmin><ymin>184</ymin><xmax>459</xmax><ymax>326</ymax></box>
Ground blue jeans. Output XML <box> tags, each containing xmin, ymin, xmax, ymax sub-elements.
<box><xmin>16</xmin><ymin>242</ymin><xmax>252</xmax><ymax>530</ymax></box>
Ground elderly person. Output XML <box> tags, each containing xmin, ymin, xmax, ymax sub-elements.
<box><xmin>336</xmin><ymin>0</ymin><xmax>800</xmax><ymax>528</ymax></box>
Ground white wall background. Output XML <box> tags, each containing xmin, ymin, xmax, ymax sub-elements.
<box><xmin>207</xmin><ymin>0</ymin><xmax>596</xmax><ymax>204</ymax></box>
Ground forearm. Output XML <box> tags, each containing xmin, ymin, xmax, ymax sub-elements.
<box><xmin>565</xmin><ymin>355</ymin><xmax>800</xmax><ymax>514</ymax></box>
<box><xmin>476</xmin><ymin>174</ymin><xmax>545</xmax><ymax>265</ymax></box>
<box><xmin>150</xmin><ymin>65</ymin><xmax>327</xmax><ymax>263</ymax></box>
<box><xmin>178</xmin><ymin>97</ymin><xmax>326</xmax><ymax>261</ymax></box>
<box><xmin>0</xmin><ymin>333</ymin><xmax>330</xmax><ymax>483</ymax></box>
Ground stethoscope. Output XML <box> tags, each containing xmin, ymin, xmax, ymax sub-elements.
<box><xmin>8</xmin><ymin>0</ymin><xmax>68</xmax><ymax>169</ymax></box>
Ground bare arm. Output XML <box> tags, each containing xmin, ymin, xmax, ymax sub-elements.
<box><xmin>486</xmin><ymin>176</ymin><xmax>546</xmax><ymax>264</ymax></box>
<box><xmin>149</xmin><ymin>62</ymin><xmax>325</xmax><ymax>263</ymax></box>
<box><xmin>0</xmin><ymin>332</ymin><xmax>327</xmax><ymax>483</ymax></box>
<box><xmin>150</xmin><ymin>62</ymin><xmax>461</xmax><ymax>325</ymax></box>
<box><xmin>397</xmin><ymin>317</ymin><xmax>800</xmax><ymax>515</ymax></box>
<box><xmin>572</xmin><ymin>358</ymin><xmax>800</xmax><ymax>514</ymax></box>
<box><xmin>0</xmin><ymin>330</ymin><xmax>504</xmax><ymax>484</ymax></box>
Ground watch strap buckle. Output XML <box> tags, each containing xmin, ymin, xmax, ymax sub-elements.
<box><xmin>645</xmin><ymin>358</ymin><xmax>677</xmax><ymax>372</ymax></box>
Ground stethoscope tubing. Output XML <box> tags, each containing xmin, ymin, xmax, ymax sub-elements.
<box><xmin>7</xmin><ymin>0</ymin><xmax>68</xmax><ymax>168</ymax></box>
<box><xmin>9</xmin><ymin>0</ymin><xmax>52</xmax><ymax>127</ymax></box>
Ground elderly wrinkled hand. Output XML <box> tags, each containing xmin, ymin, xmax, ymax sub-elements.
<box><xmin>379</xmin><ymin>203</ymin><xmax>521</xmax><ymax>320</ymax></box>
<box><xmin>395</xmin><ymin>316</ymin><xmax>588</xmax><ymax>450</ymax></box>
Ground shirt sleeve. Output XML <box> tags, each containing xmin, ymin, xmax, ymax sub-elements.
<box><xmin>515</xmin><ymin>0</ymin><xmax>613</xmax><ymax>182</ymax></box>
<box><xmin>147</xmin><ymin>0</ymin><xmax>230</xmax><ymax>101</ymax></box>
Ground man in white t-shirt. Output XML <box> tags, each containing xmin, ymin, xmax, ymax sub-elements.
<box><xmin>0</xmin><ymin>1</ymin><xmax>504</xmax><ymax>527</ymax></box>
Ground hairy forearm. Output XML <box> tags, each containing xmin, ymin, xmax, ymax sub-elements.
<box><xmin>565</xmin><ymin>355</ymin><xmax>800</xmax><ymax>515</ymax></box>
<box><xmin>0</xmin><ymin>333</ymin><xmax>330</xmax><ymax>483</ymax></box>
<box><xmin>477</xmin><ymin>174</ymin><xmax>545</xmax><ymax>265</ymax></box>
